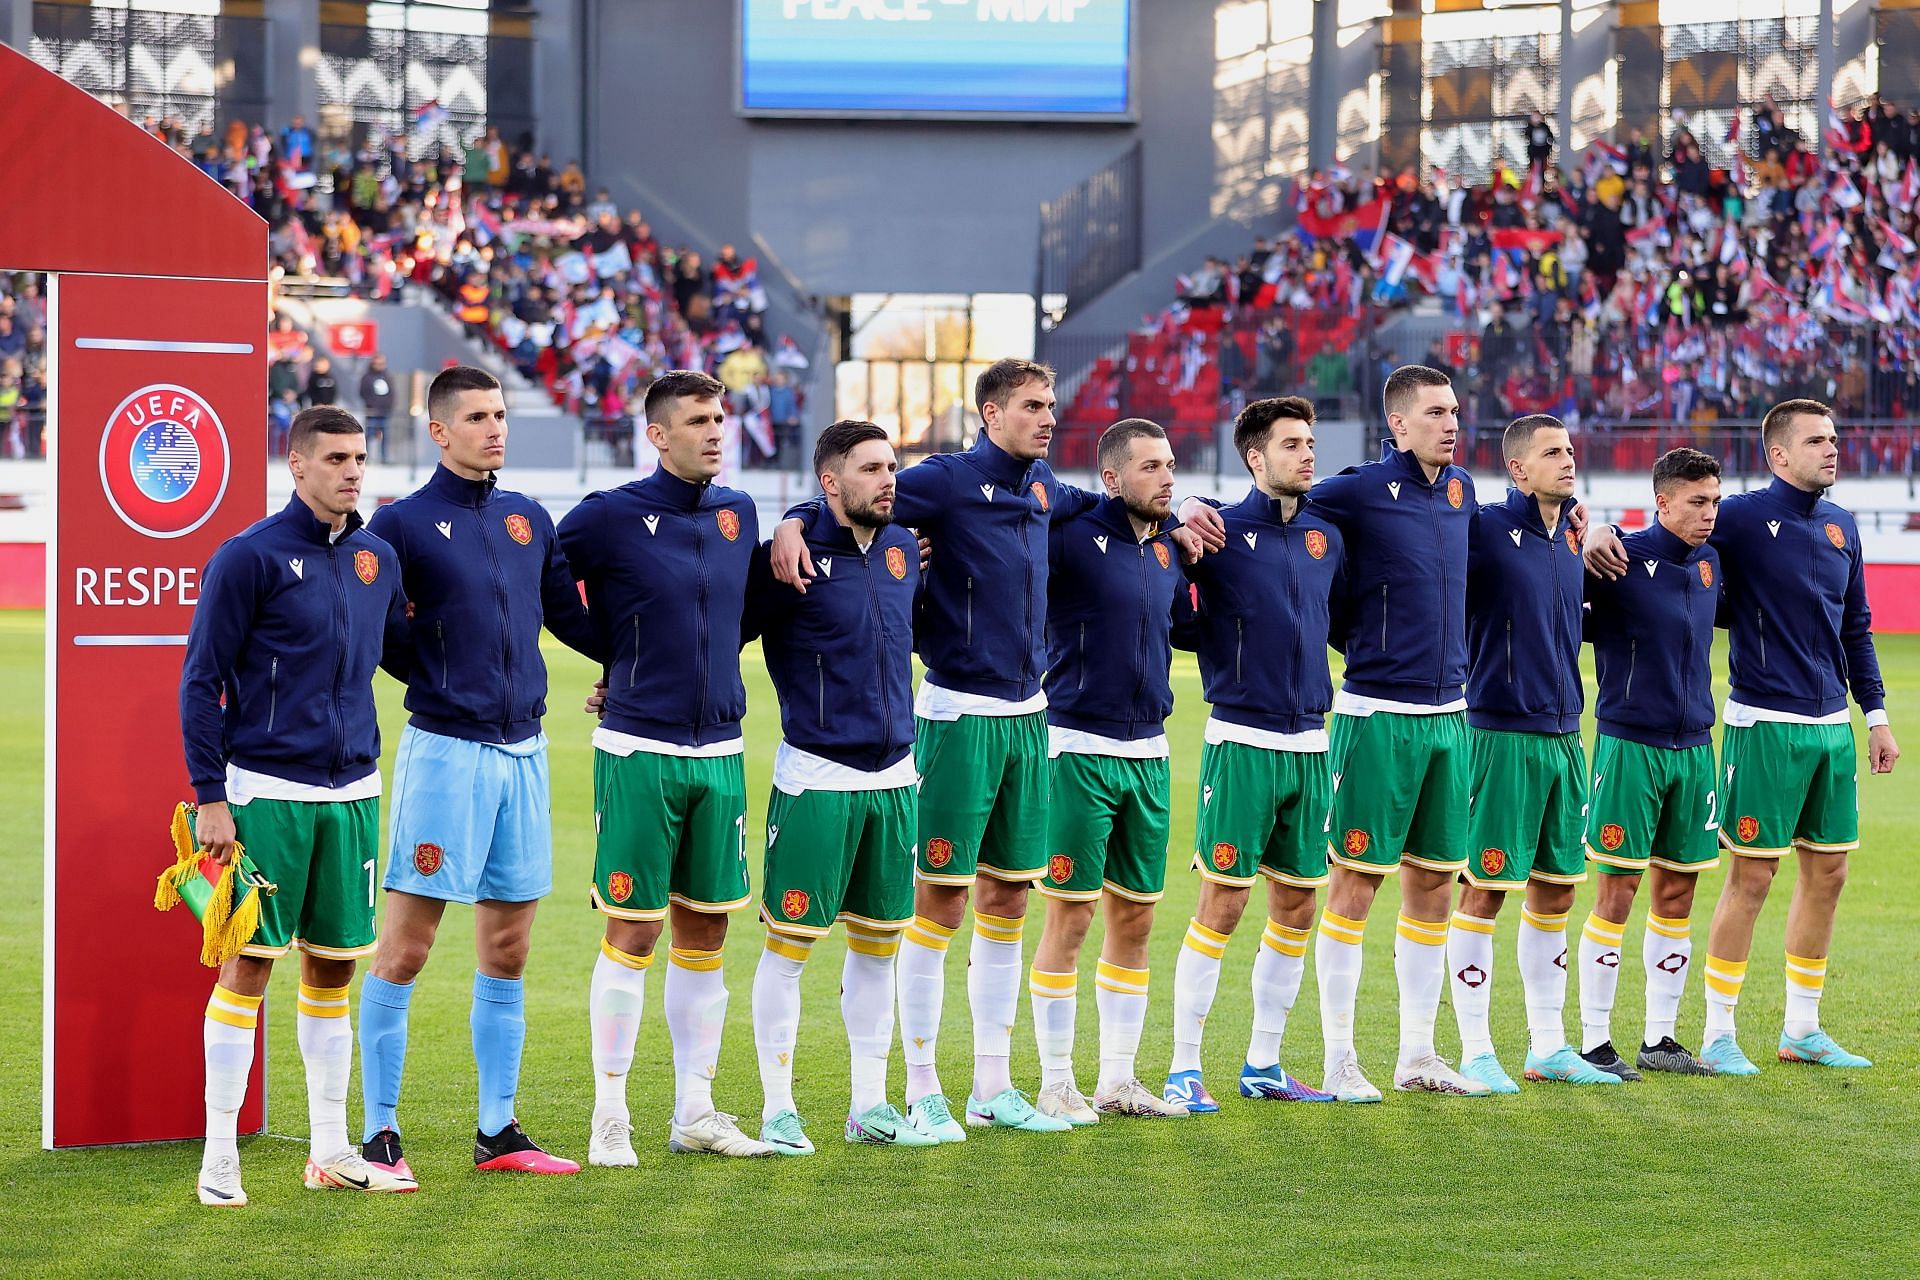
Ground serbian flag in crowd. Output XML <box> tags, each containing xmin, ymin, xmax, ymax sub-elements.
<box><xmin>1825</xmin><ymin>172</ymin><xmax>1864</xmax><ymax>210</ymax></box>
<box><xmin>1625</xmin><ymin>220</ymin><xmax>1661</xmax><ymax>251</ymax></box>
<box><xmin>1729</xmin><ymin>148</ymin><xmax>1751</xmax><ymax>190</ymax></box>
<box><xmin>1489</xmin><ymin>227</ymin><xmax>1563</xmax><ymax>255</ymax></box>
<box><xmin>1584</xmin><ymin>139</ymin><xmax>1630</xmax><ymax>181</ymax></box>
<box><xmin>1808</xmin><ymin>217</ymin><xmax>1842</xmax><ymax>260</ymax></box>
<box><xmin>1456</xmin><ymin>273</ymin><xmax>1478</xmax><ymax>317</ymax></box>
<box><xmin>1725</xmin><ymin>113</ymin><xmax>1741</xmax><ymax>145</ymax></box>
<box><xmin>1354</xmin><ymin>199</ymin><xmax>1393</xmax><ymax>259</ymax></box>
<box><xmin>1894</xmin><ymin>159</ymin><xmax>1920</xmax><ymax>213</ymax></box>
<box><xmin>1297</xmin><ymin>195</ymin><xmax>1390</xmax><ymax>242</ymax></box>
<box><xmin>412</xmin><ymin>100</ymin><xmax>449</xmax><ymax>139</ymax></box>
<box><xmin>1826</xmin><ymin>103</ymin><xmax>1869</xmax><ymax>153</ymax></box>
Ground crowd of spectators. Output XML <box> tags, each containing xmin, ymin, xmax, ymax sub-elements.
<box><xmin>1125</xmin><ymin>93</ymin><xmax>1920</xmax><ymax>462</ymax></box>
<box><xmin>134</xmin><ymin>113</ymin><xmax>806</xmax><ymax>466</ymax></box>
<box><xmin>0</xmin><ymin>275</ymin><xmax>48</xmax><ymax>459</ymax></box>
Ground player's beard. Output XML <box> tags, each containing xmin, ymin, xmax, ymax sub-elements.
<box><xmin>845</xmin><ymin>494</ymin><xmax>895</xmax><ymax>530</ymax></box>
<box><xmin>1124</xmin><ymin>493</ymin><xmax>1173</xmax><ymax>526</ymax></box>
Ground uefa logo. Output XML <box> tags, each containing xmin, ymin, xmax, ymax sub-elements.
<box><xmin>97</xmin><ymin>383</ymin><xmax>231</xmax><ymax>539</ymax></box>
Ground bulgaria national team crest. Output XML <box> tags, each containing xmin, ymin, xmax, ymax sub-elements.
<box><xmin>925</xmin><ymin>837</ymin><xmax>954</xmax><ymax>869</ymax></box>
<box><xmin>1825</xmin><ymin>522</ymin><xmax>1846</xmax><ymax>550</ymax></box>
<box><xmin>413</xmin><ymin>842</ymin><xmax>443</xmax><ymax>876</ymax></box>
<box><xmin>886</xmin><ymin>545</ymin><xmax>908</xmax><ymax>580</ymax></box>
<box><xmin>1480</xmin><ymin>848</ymin><xmax>1507</xmax><ymax>876</ymax></box>
<box><xmin>716</xmin><ymin>509</ymin><xmax>741</xmax><ymax>541</ymax></box>
<box><xmin>781</xmin><ymin>888</ymin><xmax>810</xmax><ymax>920</ymax></box>
<box><xmin>607</xmin><ymin>870</ymin><xmax>634</xmax><ymax>903</ymax></box>
<box><xmin>355</xmin><ymin>548</ymin><xmax>379</xmax><ymax>584</ymax></box>
<box><xmin>1210</xmin><ymin>842</ymin><xmax>1237</xmax><ymax>871</ymax></box>
<box><xmin>98</xmin><ymin>382</ymin><xmax>232</xmax><ymax>539</ymax></box>
<box><xmin>1343</xmin><ymin>829</ymin><xmax>1371</xmax><ymax>857</ymax></box>
<box><xmin>504</xmin><ymin>513</ymin><xmax>533</xmax><ymax>545</ymax></box>
<box><xmin>1153</xmin><ymin>541</ymin><xmax>1171</xmax><ymax>569</ymax></box>
<box><xmin>1698</xmin><ymin>560</ymin><xmax>1713</xmax><ymax>588</ymax></box>
<box><xmin>1305</xmin><ymin>529</ymin><xmax>1328</xmax><ymax>560</ymax></box>
<box><xmin>1446</xmin><ymin>477</ymin><xmax>1464</xmax><ymax>509</ymax></box>
<box><xmin>1048</xmin><ymin>854</ymin><xmax>1074</xmax><ymax>884</ymax></box>
<box><xmin>1736</xmin><ymin>815</ymin><xmax>1760</xmax><ymax>844</ymax></box>
<box><xmin>1599</xmin><ymin>823</ymin><xmax>1626</xmax><ymax>852</ymax></box>
<box><xmin>1565</xmin><ymin>527</ymin><xmax>1579</xmax><ymax>554</ymax></box>
<box><xmin>1030</xmin><ymin>481</ymin><xmax>1049</xmax><ymax>511</ymax></box>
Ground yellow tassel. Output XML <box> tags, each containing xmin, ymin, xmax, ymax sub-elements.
<box><xmin>199</xmin><ymin>863</ymin><xmax>236</xmax><ymax>968</ymax></box>
<box><xmin>154</xmin><ymin>803</ymin><xmax>200</xmax><ymax>911</ymax></box>
<box><xmin>218</xmin><ymin>883</ymin><xmax>262</xmax><ymax>966</ymax></box>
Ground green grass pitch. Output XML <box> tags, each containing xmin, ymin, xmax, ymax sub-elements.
<box><xmin>0</xmin><ymin>609</ymin><xmax>1917</xmax><ymax>1277</ymax></box>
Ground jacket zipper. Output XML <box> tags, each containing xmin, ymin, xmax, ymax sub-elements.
<box><xmin>816</xmin><ymin>652</ymin><xmax>826</xmax><ymax>726</ymax></box>
<box><xmin>475</xmin><ymin>503</ymin><xmax>513</xmax><ymax>737</ymax></box>
<box><xmin>694</xmin><ymin>514</ymin><xmax>710</xmax><ymax>730</ymax></box>
<box><xmin>1625</xmin><ymin>638</ymin><xmax>1638</xmax><ymax>701</ymax></box>
<box><xmin>1130</xmin><ymin>541</ymin><xmax>1151</xmax><ymax>729</ymax></box>
<box><xmin>965</xmin><ymin>576</ymin><xmax>974</xmax><ymax>647</ymax></box>
<box><xmin>436</xmin><ymin>620</ymin><xmax>449</xmax><ymax>690</ymax></box>
<box><xmin>1756</xmin><ymin>607</ymin><xmax>1767</xmax><ymax>668</ymax></box>
<box><xmin>1235</xmin><ymin>617</ymin><xmax>1245</xmax><ymax>684</ymax></box>
<box><xmin>1505</xmin><ymin>617</ymin><xmax>1514</xmax><ymax>683</ymax></box>
<box><xmin>866</xmin><ymin>550</ymin><xmax>889</xmax><ymax>768</ymax></box>
<box><xmin>630</xmin><ymin>615</ymin><xmax>641</xmax><ymax>687</ymax></box>
<box><xmin>1078</xmin><ymin>621</ymin><xmax>1087</xmax><ymax>691</ymax></box>
<box><xmin>326</xmin><ymin>546</ymin><xmax>348</xmax><ymax>778</ymax></box>
<box><xmin>1379</xmin><ymin>583</ymin><xmax>1389</xmax><ymax>651</ymax></box>
<box><xmin>267</xmin><ymin>656</ymin><xmax>279</xmax><ymax>731</ymax></box>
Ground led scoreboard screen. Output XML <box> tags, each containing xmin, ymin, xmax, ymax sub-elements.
<box><xmin>739</xmin><ymin>0</ymin><xmax>1134</xmax><ymax>121</ymax></box>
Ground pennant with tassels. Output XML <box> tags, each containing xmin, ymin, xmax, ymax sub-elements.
<box><xmin>154</xmin><ymin>802</ymin><xmax>276</xmax><ymax>968</ymax></box>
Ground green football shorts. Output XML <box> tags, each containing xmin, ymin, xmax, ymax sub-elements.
<box><xmin>1041</xmin><ymin>751</ymin><xmax>1171</xmax><ymax>903</ymax></box>
<box><xmin>1584</xmin><ymin>734</ymin><xmax>1720</xmax><ymax>875</ymax></box>
<box><xmin>1718</xmin><ymin>719</ymin><xmax>1860</xmax><ymax>857</ymax></box>
<box><xmin>1191</xmin><ymin>739</ymin><xmax>1330</xmax><ymax>889</ymax></box>
<box><xmin>1326</xmin><ymin>709</ymin><xmax>1470</xmax><ymax>874</ymax></box>
<box><xmin>915</xmin><ymin>711</ymin><xmax>1049</xmax><ymax>886</ymax></box>
<box><xmin>761</xmin><ymin>783</ymin><xmax>916</xmax><ymax>936</ymax></box>
<box><xmin>1463</xmin><ymin>728</ymin><xmax>1589</xmax><ymax>889</ymax></box>
<box><xmin>591</xmin><ymin>748</ymin><xmax>749</xmax><ymax>919</ymax></box>
<box><xmin>230</xmin><ymin>794</ymin><xmax>380</xmax><ymax>961</ymax></box>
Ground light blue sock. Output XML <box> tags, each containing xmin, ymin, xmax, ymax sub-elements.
<box><xmin>358</xmin><ymin>975</ymin><xmax>413</xmax><ymax>1143</ymax></box>
<box><xmin>472</xmin><ymin>972</ymin><xmax>526</xmax><ymax>1138</ymax></box>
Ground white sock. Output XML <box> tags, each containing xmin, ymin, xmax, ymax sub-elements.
<box><xmin>752</xmin><ymin>934</ymin><xmax>811</xmax><ymax>1122</ymax></box>
<box><xmin>202</xmin><ymin>984</ymin><xmax>260</xmax><ymax>1168</ymax></box>
<box><xmin>842</xmin><ymin>929</ymin><xmax>900</xmax><ymax>1116</ymax></box>
<box><xmin>1395</xmin><ymin>914</ymin><xmax>1449</xmax><ymax>1065</ymax></box>
<box><xmin>1783</xmin><ymin>952</ymin><xmax>1828</xmax><ymax>1039</ymax></box>
<box><xmin>589</xmin><ymin>940</ymin><xmax>652</xmax><ymax>1119</ymax></box>
<box><xmin>1578</xmin><ymin>913</ymin><xmax>1626</xmax><ymax>1052</ymax></box>
<box><xmin>1094</xmin><ymin>960</ymin><xmax>1149</xmax><ymax>1095</ymax></box>
<box><xmin>1702</xmin><ymin>952</ymin><xmax>1748</xmax><ymax>1042</ymax></box>
<box><xmin>1448</xmin><ymin>912</ymin><xmax>1497</xmax><ymax>1062</ymax></box>
<box><xmin>1642</xmin><ymin>914</ymin><xmax>1692</xmax><ymax>1046</ymax></box>
<box><xmin>1247</xmin><ymin>920</ymin><xmax>1309</xmax><ymax>1067</ymax></box>
<box><xmin>665</xmin><ymin>947</ymin><xmax>728</xmax><ymax>1127</ymax></box>
<box><xmin>1317</xmin><ymin>910</ymin><xmax>1365</xmax><ymax>1073</ymax></box>
<box><xmin>297</xmin><ymin>982</ymin><xmax>353</xmax><ymax>1162</ymax></box>
<box><xmin>1517</xmin><ymin>905</ymin><xmax>1572</xmax><ymax>1057</ymax></box>
<box><xmin>1170</xmin><ymin>918</ymin><xmax>1228</xmax><ymax>1073</ymax></box>
<box><xmin>898</xmin><ymin>915</ymin><xmax>955</xmax><ymax>1104</ymax></box>
<box><xmin>968</xmin><ymin>912</ymin><xmax>1024</xmax><ymax>1100</ymax></box>
<box><xmin>1028</xmin><ymin>966</ymin><xmax>1078</xmax><ymax>1089</ymax></box>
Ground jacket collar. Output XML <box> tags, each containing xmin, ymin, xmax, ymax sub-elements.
<box><xmin>637</xmin><ymin>464</ymin><xmax>712</xmax><ymax>511</ymax></box>
<box><xmin>1765</xmin><ymin>473</ymin><xmax>1825</xmax><ymax>516</ymax></box>
<box><xmin>1237</xmin><ymin>486</ymin><xmax>1305</xmax><ymax>526</ymax></box>
<box><xmin>1088</xmin><ymin>492</ymin><xmax>1174</xmax><ymax>541</ymax></box>
<box><xmin>1634</xmin><ymin>518</ymin><xmax>1698</xmax><ymax>564</ymax></box>
<box><xmin>1503</xmin><ymin>485</ymin><xmax>1575</xmax><ymax>536</ymax></box>
<box><xmin>424</xmin><ymin>463</ymin><xmax>496</xmax><ymax>507</ymax></box>
<box><xmin>801</xmin><ymin>499</ymin><xmax>884</xmax><ymax>553</ymax></box>
<box><xmin>278</xmin><ymin>493</ymin><xmax>365</xmax><ymax>546</ymax></box>
<box><xmin>1378</xmin><ymin>440</ymin><xmax>1441</xmax><ymax>487</ymax></box>
<box><xmin>966</xmin><ymin>430</ymin><xmax>1035</xmax><ymax>488</ymax></box>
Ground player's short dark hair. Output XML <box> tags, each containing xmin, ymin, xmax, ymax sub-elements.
<box><xmin>974</xmin><ymin>358</ymin><xmax>1054</xmax><ymax>415</ymax></box>
<box><xmin>644</xmin><ymin>369</ymin><xmax>726</xmax><ymax>426</ymax></box>
<box><xmin>1503</xmin><ymin>413</ymin><xmax>1567</xmax><ymax>462</ymax></box>
<box><xmin>1233</xmin><ymin>396</ymin><xmax>1314</xmax><ymax>474</ymax></box>
<box><xmin>1652</xmin><ymin>447</ymin><xmax>1721</xmax><ymax>494</ymax></box>
<box><xmin>1097</xmin><ymin>418</ymin><xmax>1167</xmax><ymax>473</ymax></box>
<box><xmin>813</xmin><ymin>418</ymin><xmax>890</xmax><ymax>478</ymax></box>
<box><xmin>427</xmin><ymin>365</ymin><xmax>499</xmax><ymax>425</ymax></box>
<box><xmin>289</xmin><ymin>406</ymin><xmax>363</xmax><ymax>455</ymax></box>
<box><xmin>1382</xmin><ymin>364</ymin><xmax>1453</xmax><ymax>419</ymax></box>
<box><xmin>1761</xmin><ymin>398</ymin><xmax>1834</xmax><ymax>452</ymax></box>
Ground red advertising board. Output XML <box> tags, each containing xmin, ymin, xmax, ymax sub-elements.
<box><xmin>47</xmin><ymin>274</ymin><xmax>266</xmax><ymax>1146</ymax></box>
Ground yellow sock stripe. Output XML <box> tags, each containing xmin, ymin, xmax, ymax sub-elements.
<box><xmin>1449</xmin><ymin>912</ymin><xmax>1497</xmax><ymax>936</ymax></box>
<box><xmin>296</xmin><ymin>982</ymin><xmax>351</xmax><ymax>1019</ymax></box>
<box><xmin>1183</xmin><ymin>919</ymin><xmax>1228</xmax><ymax>960</ymax></box>
<box><xmin>204</xmin><ymin>989</ymin><xmax>260</xmax><ymax>1030</ymax></box>
<box><xmin>1785</xmin><ymin>952</ymin><xmax>1829</xmax><ymax>972</ymax></box>
<box><xmin>601</xmin><ymin>938</ymin><xmax>655</xmax><ymax>970</ymax></box>
<box><xmin>1319</xmin><ymin>911</ymin><xmax>1365</xmax><ymax>946</ymax></box>
<box><xmin>1520</xmin><ymin>907</ymin><xmax>1569</xmax><ymax>932</ymax></box>
<box><xmin>764</xmin><ymin>933</ymin><xmax>814</xmax><ymax>963</ymax></box>
<box><xmin>1704</xmin><ymin>958</ymin><xmax>1748</xmax><ymax>997</ymax></box>
<box><xmin>1582</xmin><ymin>914</ymin><xmax>1625</xmax><ymax>945</ymax></box>
<box><xmin>1646</xmin><ymin>914</ymin><xmax>1691</xmax><ymax>940</ymax></box>
<box><xmin>1028</xmin><ymin>967</ymin><xmax>1078</xmax><ymax>997</ymax></box>
<box><xmin>1784</xmin><ymin>953</ymin><xmax>1828</xmax><ymax>989</ymax></box>
<box><xmin>668</xmin><ymin>946</ymin><xmax>725</xmax><ymax>972</ymax></box>
<box><xmin>1095</xmin><ymin>961</ymin><xmax>1150</xmax><ymax>995</ymax></box>
<box><xmin>904</xmin><ymin>914</ymin><xmax>955</xmax><ymax>952</ymax></box>
<box><xmin>1396</xmin><ymin>914</ymin><xmax>1449</xmax><ymax>946</ymax></box>
<box><xmin>1705</xmin><ymin>954</ymin><xmax>1749</xmax><ymax>977</ymax></box>
<box><xmin>973</xmin><ymin>913</ymin><xmax>1025</xmax><ymax>944</ymax></box>
<box><xmin>844</xmin><ymin>926</ymin><xmax>901</xmax><ymax>958</ymax></box>
<box><xmin>1261</xmin><ymin>921</ymin><xmax>1310</xmax><ymax>957</ymax></box>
